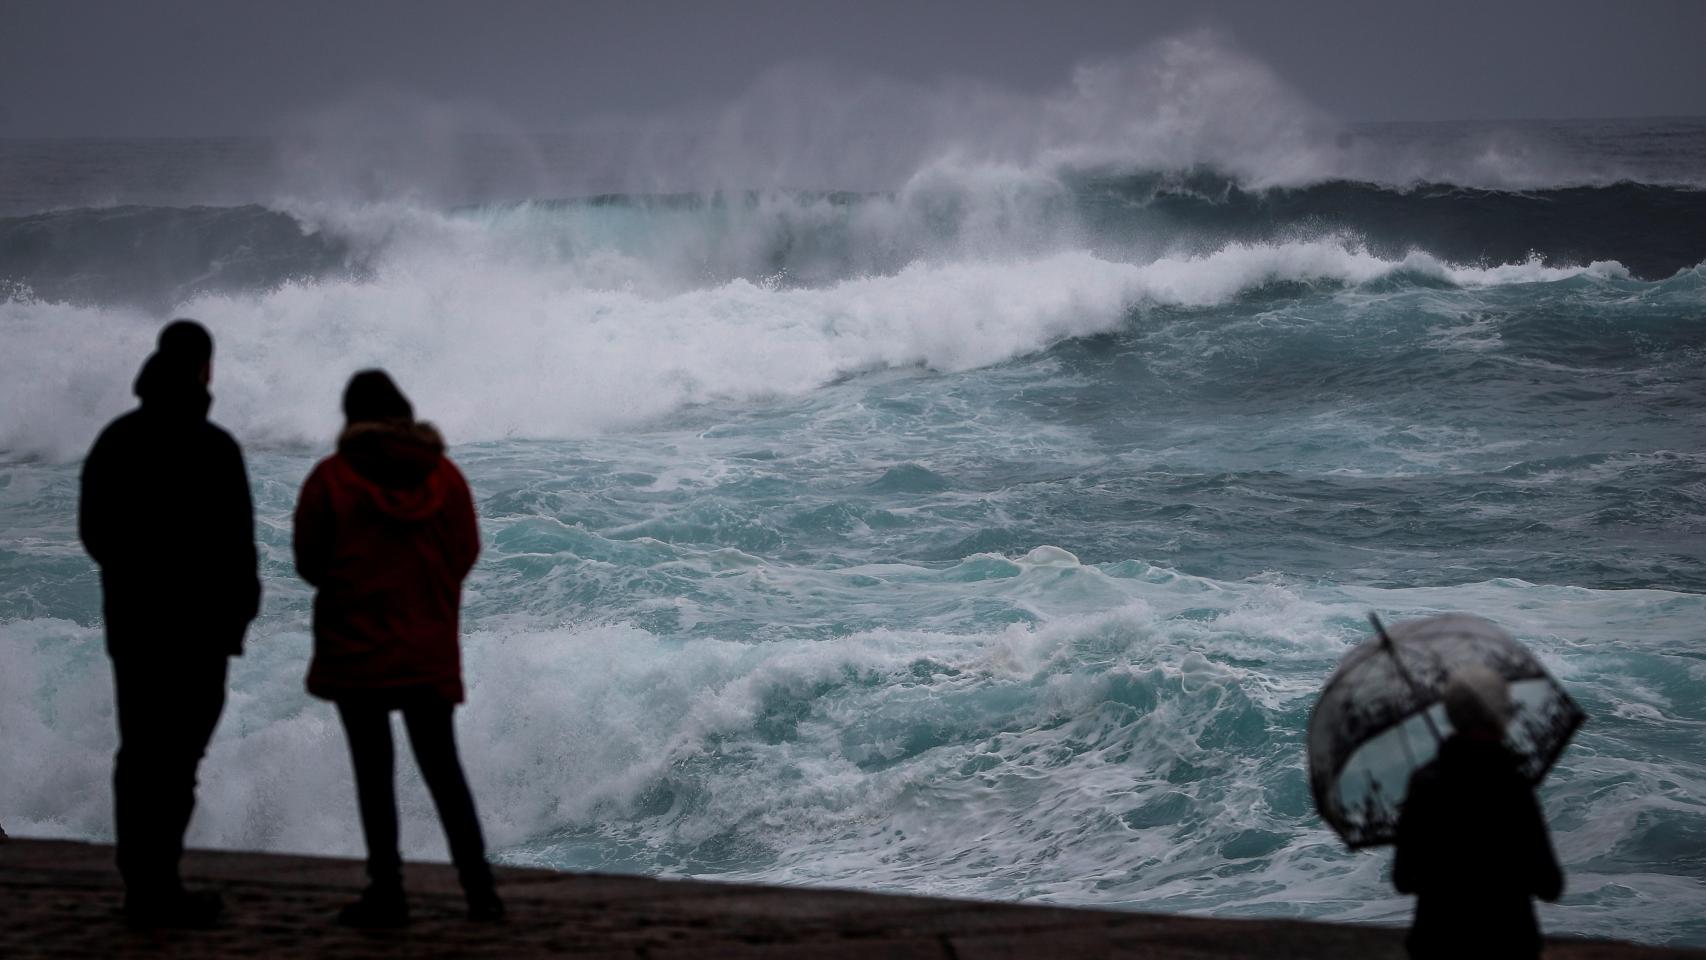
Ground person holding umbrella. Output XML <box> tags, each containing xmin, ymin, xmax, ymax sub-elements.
<box><xmin>1392</xmin><ymin>664</ymin><xmax>1564</xmax><ymax>958</ymax></box>
<box><xmin>1307</xmin><ymin>614</ymin><xmax>1583</xmax><ymax>959</ymax></box>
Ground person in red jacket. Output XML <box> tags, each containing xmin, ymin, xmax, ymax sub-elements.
<box><xmin>294</xmin><ymin>370</ymin><xmax>502</xmax><ymax>926</ymax></box>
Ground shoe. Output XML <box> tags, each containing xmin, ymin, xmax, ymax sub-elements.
<box><xmin>466</xmin><ymin>887</ymin><xmax>505</xmax><ymax>923</ymax></box>
<box><xmin>124</xmin><ymin>888</ymin><xmax>224</xmax><ymax>929</ymax></box>
<box><xmin>337</xmin><ymin>885</ymin><xmax>410</xmax><ymax>929</ymax></box>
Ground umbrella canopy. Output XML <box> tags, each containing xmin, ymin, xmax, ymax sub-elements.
<box><xmin>1308</xmin><ymin>613</ymin><xmax>1586</xmax><ymax>848</ymax></box>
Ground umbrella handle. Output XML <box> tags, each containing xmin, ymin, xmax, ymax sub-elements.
<box><xmin>1370</xmin><ymin>612</ymin><xmax>1445</xmax><ymax>745</ymax></box>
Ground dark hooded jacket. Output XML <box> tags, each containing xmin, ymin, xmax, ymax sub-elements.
<box><xmin>293</xmin><ymin>419</ymin><xmax>479</xmax><ymax>704</ymax></box>
<box><xmin>1393</xmin><ymin>737</ymin><xmax>1564</xmax><ymax>959</ymax></box>
<box><xmin>79</xmin><ymin>353</ymin><xmax>261</xmax><ymax>656</ymax></box>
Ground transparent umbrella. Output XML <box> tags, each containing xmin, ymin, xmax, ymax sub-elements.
<box><xmin>1307</xmin><ymin>613</ymin><xmax>1586</xmax><ymax>848</ymax></box>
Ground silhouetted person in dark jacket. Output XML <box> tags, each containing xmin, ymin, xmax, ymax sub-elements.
<box><xmin>294</xmin><ymin>370</ymin><xmax>502</xmax><ymax>927</ymax></box>
<box><xmin>79</xmin><ymin>319</ymin><xmax>260</xmax><ymax>927</ymax></box>
<box><xmin>1393</xmin><ymin>665</ymin><xmax>1564</xmax><ymax>959</ymax></box>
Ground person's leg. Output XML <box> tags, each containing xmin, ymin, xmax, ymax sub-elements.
<box><xmin>336</xmin><ymin>701</ymin><xmax>402</xmax><ymax>892</ymax></box>
<box><xmin>401</xmin><ymin>701</ymin><xmax>501</xmax><ymax>918</ymax></box>
<box><xmin>112</xmin><ymin>656</ymin><xmax>168</xmax><ymax>893</ymax></box>
<box><xmin>156</xmin><ymin>656</ymin><xmax>227</xmax><ymax>877</ymax></box>
<box><xmin>335</xmin><ymin>701</ymin><xmax>410</xmax><ymax>927</ymax></box>
<box><xmin>111</xmin><ymin>653</ymin><xmax>228</xmax><ymax>926</ymax></box>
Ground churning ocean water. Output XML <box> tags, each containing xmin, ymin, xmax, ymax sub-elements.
<box><xmin>1</xmin><ymin>55</ymin><xmax>1704</xmax><ymax>945</ymax></box>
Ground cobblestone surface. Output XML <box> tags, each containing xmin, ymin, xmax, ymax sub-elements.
<box><xmin>1</xmin><ymin>838</ymin><xmax>1700</xmax><ymax>958</ymax></box>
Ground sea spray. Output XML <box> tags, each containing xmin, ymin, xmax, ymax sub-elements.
<box><xmin>0</xmin><ymin>237</ymin><xmax>1671</xmax><ymax>461</ymax></box>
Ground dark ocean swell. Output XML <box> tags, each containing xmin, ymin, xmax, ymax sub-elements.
<box><xmin>0</xmin><ymin>204</ymin><xmax>351</xmax><ymax>307</ymax></box>
<box><xmin>1078</xmin><ymin>174</ymin><xmax>1706</xmax><ymax>281</ymax></box>
<box><xmin>3</xmin><ymin>177</ymin><xmax>1705</xmax><ymax>307</ymax></box>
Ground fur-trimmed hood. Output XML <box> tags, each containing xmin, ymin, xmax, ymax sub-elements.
<box><xmin>336</xmin><ymin>419</ymin><xmax>449</xmax><ymax>522</ymax></box>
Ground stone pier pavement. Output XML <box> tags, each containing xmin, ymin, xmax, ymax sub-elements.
<box><xmin>1</xmin><ymin>838</ymin><xmax>1700</xmax><ymax>958</ymax></box>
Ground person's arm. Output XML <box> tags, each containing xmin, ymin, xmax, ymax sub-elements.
<box><xmin>445</xmin><ymin>460</ymin><xmax>480</xmax><ymax>581</ymax></box>
<box><xmin>293</xmin><ymin>463</ymin><xmax>335</xmax><ymax>588</ymax></box>
<box><xmin>1525</xmin><ymin>789</ymin><xmax>1565</xmax><ymax>902</ymax></box>
<box><xmin>1392</xmin><ymin>775</ymin><xmax>1432</xmax><ymax>895</ymax></box>
<box><xmin>78</xmin><ymin>428</ymin><xmax>118</xmax><ymax>568</ymax></box>
<box><xmin>227</xmin><ymin>437</ymin><xmax>262</xmax><ymax>624</ymax></box>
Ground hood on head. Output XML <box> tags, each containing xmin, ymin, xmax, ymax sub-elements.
<box><xmin>339</xmin><ymin>419</ymin><xmax>445</xmax><ymax>489</ymax></box>
<box><xmin>133</xmin><ymin>351</ymin><xmax>212</xmax><ymax>418</ymax></box>
<box><xmin>337</xmin><ymin>420</ymin><xmax>452</xmax><ymax>522</ymax></box>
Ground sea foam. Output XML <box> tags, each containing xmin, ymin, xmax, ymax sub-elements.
<box><xmin>0</xmin><ymin>235</ymin><xmax>1646</xmax><ymax>461</ymax></box>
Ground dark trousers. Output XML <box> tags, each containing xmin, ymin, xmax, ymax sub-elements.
<box><xmin>111</xmin><ymin>654</ymin><xmax>228</xmax><ymax>894</ymax></box>
<box><xmin>336</xmin><ymin>697</ymin><xmax>492</xmax><ymax>894</ymax></box>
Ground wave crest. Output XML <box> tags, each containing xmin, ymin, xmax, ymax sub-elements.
<box><xmin>3</xmin><ymin>234</ymin><xmax>1677</xmax><ymax>459</ymax></box>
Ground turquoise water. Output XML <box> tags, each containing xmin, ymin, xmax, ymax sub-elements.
<box><xmin>2</xmin><ymin>120</ymin><xmax>1705</xmax><ymax>945</ymax></box>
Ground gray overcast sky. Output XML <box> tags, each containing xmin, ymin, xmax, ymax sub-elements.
<box><xmin>2</xmin><ymin>0</ymin><xmax>1704</xmax><ymax>136</ymax></box>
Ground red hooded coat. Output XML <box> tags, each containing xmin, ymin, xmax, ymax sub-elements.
<box><xmin>294</xmin><ymin>421</ymin><xmax>479</xmax><ymax>704</ymax></box>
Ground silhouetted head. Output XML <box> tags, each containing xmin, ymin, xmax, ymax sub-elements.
<box><xmin>158</xmin><ymin>318</ymin><xmax>213</xmax><ymax>384</ymax></box>
<box><xmin>1443</xmin><ymin>665</ymin><xmax>1511</xmax><ymax>741</ymax></box>
<box><xmin>343</xmin><ymin>369</ymin><xmax>414</xmax><ymax>425</ymax></box>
